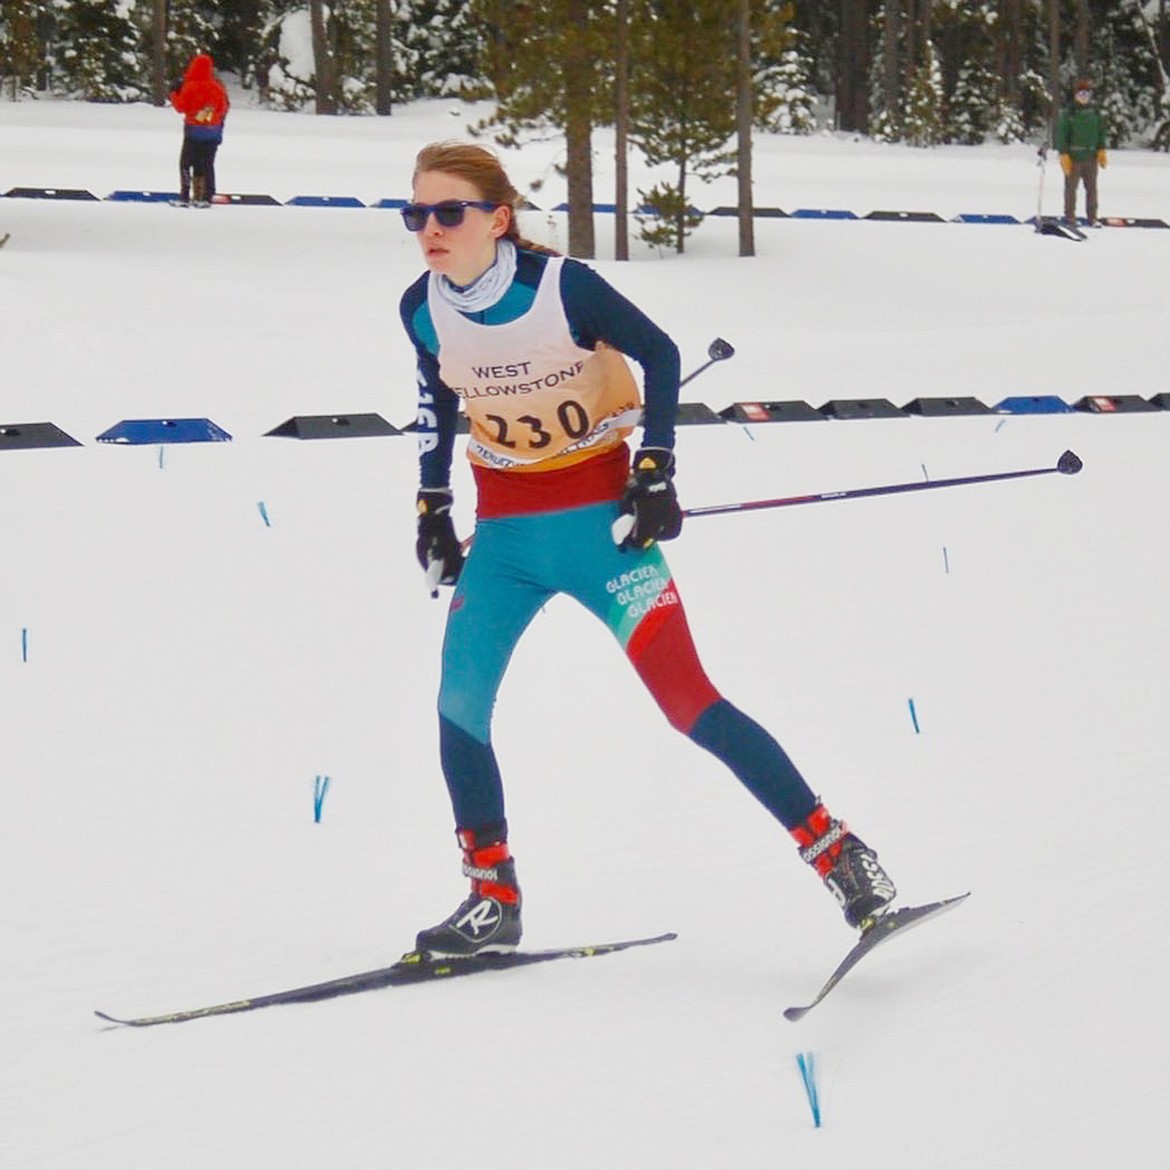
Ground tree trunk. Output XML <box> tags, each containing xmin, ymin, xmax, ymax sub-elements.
<box><xmin>1048</xmin><ymin>0</ymin><xmax>1061</xmax><ymax>138</ymax></box>
<box><xmin>310</xmin><ymin>0</ymin><xmax>339</xmax><ymax>114</ymax></box>
<box><xmin>884</xmin><ymin>0</ymin><xmax>902</xmax><ymax>132</ymax></box>
<box><xmin>563</xmin><ymin>0</ymin><xmax>595</xmax><ymax>259</ymax></box>
<box><xmin>151</xmin><ymin>0</ymin><xmax>168</xmax><ymax>106</ymax></box>
<box><xmin>735</xmin><ymin>0</ymin><xmax>754</xmax><ymax>258</ymax></box>
<box><xmin>837</xmin><ymin>0</ymin><xmax>871</xmax><ymax>133</ymax></box>
<box><xmin>8</xmin><ymin>0</ymin><xmax>48</xmax><ymax>98</ymax></box>
<box><xmin>375</xmin><ymin>0</ymin><xmax>394</xmax><ymax>116</ymax></box>
<box><xmin>1074</xmin><ymin>0</ymin><xmax>1091</xmax><ymax>79</ymax></box>
<box><xmin>998</xmin><ymin>0</ymin><xmax>1023</xmax><ymax>108</ymax></box>
<box><xmin>614</xmin><ymin>0</ymin><xmax>630</xmax><ymax>261</ymax></box>
<box><xmin>902</xmin><ymin>0</ymin><xmax>918</xmax><ymax>100</ymax></box>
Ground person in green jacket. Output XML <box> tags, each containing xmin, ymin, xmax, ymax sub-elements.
<box><xmin>1055</xmin><ymin>79</ymin><xmax>1108</xmax><ymax>227</ymax></box>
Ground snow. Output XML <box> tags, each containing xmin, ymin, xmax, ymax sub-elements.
<box><xmin>2</xmin><ymin>96</ymin><xmax>1169</xmax><ymax>1168</ymax></box>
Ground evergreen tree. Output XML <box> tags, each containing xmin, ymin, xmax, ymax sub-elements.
<box><xmin>0</xmin><ymin>0</ymin><xmax>44</xmax><ymax>97</ymax></box>
<box><xmin>937</xmin><ymin>2</ymin><xmax>998</xmax><ymax>144</ymax></box>
<box><xmin>1090</xmin><ymin>2</ymin><xmax>1161</xmax><ymax>144</ymax></box>
<box><xmin>164</xmin><ymin>2</ymin><xmax>222</xmax><ymax>80</ymax></box>
<box><xmin>867</xmin><ymin>3</ymin><xmax>901</xmax><ymax>142</ymax></box>
<box><xmin>758</xmin><ymin>33</ymin><xmax>817</xmax><ymax>135</ymax></box>
<box><xmin>398</xmin><ymin>0</ymin><xmax>480</xmax><ymax>98</ymax></box>
<box><xmin>48</xmin><ymin>0</ymin><xmax>146</xmax><ymax>101</ymax></box>
<box><xmin>902</xmin><ymin>37</ymin><xmax>944</xmax><ymax>146</ymax></box>
<box><xmin>950</xmin><ymin>55</ymin><xmax>998</xmax><ymax>144</ymax></box>
<box><xmin>629</xmin><ymin>0</ymin><xmax>737</xmax><ymax>253</ymax></box>
<box><xmin>471</xmin><ymin>0</ymin><xmax>612</xmax><ymax>258</ymax></box>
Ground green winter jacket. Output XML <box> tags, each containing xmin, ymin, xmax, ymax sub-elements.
<box><xmin>1055</xmin><ymin>105</ymin><xmax>1107</xmax><ymax>160</ymax></box>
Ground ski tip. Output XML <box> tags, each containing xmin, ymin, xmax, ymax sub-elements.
<box><xmin>1057</xmin><ymin>450</ymin><xmax>1083</xmax><ymax>475</ymax></box>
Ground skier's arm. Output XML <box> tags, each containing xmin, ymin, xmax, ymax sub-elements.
<box><xmin>399</xmin><ymin>281</ymin><xmax>459</xmax><ymax>489</ymax></box>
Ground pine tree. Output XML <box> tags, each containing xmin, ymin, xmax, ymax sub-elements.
<box><xmin>629</xmin><ymin>0</ymin><xmax>737</xmax><ymax>253</ymax></box>
<box><xmin>759</xmin><ymin>36</ymin><xmax>817</xmax><ymax>135</ymax></box>
<box><xmin>1091</xmin><ymin>2</ymin><xmax>1161</xmax><ymax>145</ymax></box>
<box><xmin>1</xmin><ymin>0</ymin><xmax>43</xmax><ymax>98</ymax></box>
<box><xmin>471</xmin><ymin>0</ymin><xmax>612</xmax><ymax>258</ymax></box>
<box><xmin>902</xmin><ymin>38</ymin><xmax>944</xmax><ymax>146</ymax></box>
<box><xmin>162</xmin><ymin>2</ymin><xmax>221</xmax><ymax>81</ymax></box>
<box><xmin>397</xmin><ymin>0</ymin><xmax>480</xmax><ymax>98</ymax></box>
<box><xmin>48</xmin><ymin>0</ymin><xmax>147</xmax><ymax>101</ymax></box>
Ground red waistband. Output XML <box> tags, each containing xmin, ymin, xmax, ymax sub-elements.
<box><xmin>473</xmin><ymin>444</ymin><xmax>631</xmax><ymax>519</ymax></box>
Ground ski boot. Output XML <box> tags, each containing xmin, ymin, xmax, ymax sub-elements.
<box><xmin>415</xmin><ymin>826</ymin><xmax>522</xmax><ymax>957</ymax></box>
<box><xmin>191</xmin><ymin>175</ymin><xmax>210</xmax><ymax>208</ymax></box>
<box><xmin>791</xmin><ymin>803</ymin><xmax>897</xmax><ymax>930</ymax></box>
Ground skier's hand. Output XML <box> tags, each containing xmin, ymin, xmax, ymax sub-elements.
<box><xmin>612</xmin><ymin>448</ymin><xmax>683</xmax><ymax>551</ymax></box>
<box><xmin>416</xmin><ymin>488</ymin><xmax>464</xmax><ymax>598</ymax></box>
<box><xmin>1059</xmin><ymin>153</ymin><xmax>1074</xmax><ymax>176</ymax></box>
<box><xmin>1097</xmin><ymin>149</ymin><xmax>1108</xmax><ymax>168</ymax></box>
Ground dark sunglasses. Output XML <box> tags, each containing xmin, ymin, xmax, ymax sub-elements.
<box><xmin>400</xmin><ymin>200</ymin><xmax>498</xmax><ymax>231</ymax></box>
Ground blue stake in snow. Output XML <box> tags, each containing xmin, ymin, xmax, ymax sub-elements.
<box><xmin>313</xmin><ymin>774</ymin><xmax>331</xmax><ymax>823</ymax></box>
<box><xmin>908</xmin><ymin>697</ymin><xmax>921</xmax><ymax>734</ymax></box>
<box><xmin>158</xmin><ymin>445</ymin><xmax>166</xmax><ymax>470</ymax></box>
<box><xmin>942</xmin><ymin>546</ymin><xmax>951</xmax><ymax>574</ymax></box>
<box><xmin>21</xmin><ymin>627</ymin><xmax>28</xmax><ymax>663</ymax></box>
<box><xmin>796</xmin><ymin>1052</ymin><xmax>822</xmax><ymax>1128</ymax></box>
<box><xmin>257</xmin><ymin>501</ymin><xmax>272</xmax><ymax>528</ymax></box>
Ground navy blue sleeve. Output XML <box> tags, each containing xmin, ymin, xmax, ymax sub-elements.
<box><xmin>399</xmin><ymin>275</ymin><xmax>461</xmax><ymax>489</ymax></box>
<box><xmin>559</xmin><ymin>260</ymin><xmax>680</xmax><ymax>451</ymax></box>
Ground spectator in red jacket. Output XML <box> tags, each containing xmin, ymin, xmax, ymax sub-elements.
<box><xmin>169</xmin><ymin>54</ymin><xmax>229</xmax><ymax>207</ymax></box>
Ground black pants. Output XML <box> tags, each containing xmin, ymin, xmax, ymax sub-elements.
<box><xmin>179</xmin><ymin>137</ymin><xmax>220</xmax><ymax>201</ymax></box>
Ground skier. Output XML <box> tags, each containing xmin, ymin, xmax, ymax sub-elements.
<box><xmin>398</xmin><ymin>141</ymin><xmax>898</xmax><ymax>957</ymax></box>
<box><xmin>1056</xmin><ymin>79</ymin><xmax>1108</xmax><ymax>227</ymax></box>
<box><xmin>169</xmin><ymin>53</ymin><xmax>229</xmax><ymax>207</ymax></box>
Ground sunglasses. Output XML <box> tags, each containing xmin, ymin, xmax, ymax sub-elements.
<box><xmin>400</xmin><ymin>200</ymin><xmax>499</xmax><ymax>232</ymax></box>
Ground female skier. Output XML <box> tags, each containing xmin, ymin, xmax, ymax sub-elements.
<box><xmin>399</xmin><ymin>142</ymin><xmax>897</xmax><ymax>956</ymax></box>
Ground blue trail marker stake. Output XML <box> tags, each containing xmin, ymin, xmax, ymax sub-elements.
<box><xmin>908</xmin><ymin>697</ymin><xmax>921</xmax><ymax>734</ymax></box>
<box><xmin>942</xmin><ymin>546</ymin><xmax>951</xmax><ymax>574</ymax></box>
<box><xmin>158</xmin><ymin>445</ymin><xmax>166</xmax><ymax>470</ymax></box>
<box><xmin>313</xmin><ymin>774</ymin><xmax>331</xmax><ymax>823</ymax></box>
<box><xmin>257</xmin><ymin>501</ymin><xmax>272</xmax><ymax>528</ymax></box>
<box><xmin>796</xmin><ymin>1052</ymin><xmax>822</xmax><ymax>1127</ymax></box>
<box><xmin>21</xmin><ymin>627</ymin><xmax>28</xmax><ymax>662</ymax></box>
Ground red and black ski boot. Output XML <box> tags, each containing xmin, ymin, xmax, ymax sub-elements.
<box><xmin>415</xmin><ymin>827</ymin><xmax>522</xmax><ymax>957</ymax></box>
<box><xmin>791</xmin><ymin>804</ymin><xmax>897</xmax><ymax>929</ymax></box>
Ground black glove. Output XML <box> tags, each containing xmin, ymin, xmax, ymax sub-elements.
<box><xmin>416</xmin><ymin>488</ymin><xmax>464</xmax><ymax>597</ymax></box>
<box><xmin>612</xmin><ymin>448</ymin><xmax>683</xmax><ymax>551</ymax></box>
<box><xmin>169</xmin><ymin>79</ymin><xmax>182</xmax><ymax>95</ymax></box>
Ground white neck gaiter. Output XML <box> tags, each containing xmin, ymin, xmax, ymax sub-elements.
<box><xmin>432</xmin><ymin>238</ymin><xmax>518</xmax><ymax>313</ymax></box>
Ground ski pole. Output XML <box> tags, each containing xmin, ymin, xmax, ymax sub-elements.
<box><xmin>1035</xmin><ymin>144</ymin><xmax>1047</xmax><ymax>232</ymax></box>
<box><xmin>682</xmin><ymin>450</ymin><xmax>1082</xmax><ymax>520</ymax></box>
<box><xmin>679</xmin><ymin>337</ymin><xmax>735</xmax><ymax>388</ymax></box>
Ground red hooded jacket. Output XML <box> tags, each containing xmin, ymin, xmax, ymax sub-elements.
<box><xmin>170</xmin><ymin>55</ymin><xmax>229</xmax><ymax>141</ymax></box>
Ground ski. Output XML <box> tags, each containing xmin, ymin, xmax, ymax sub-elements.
<box><xmin>784</xmin><ymin>893</ymin><xmax>969</xmax><ymax>1022</ymax></box>
<box><xmin>95</xmin><ymin>932</ymin><xmax>677</xmax><ymax>1028</ymax></box>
